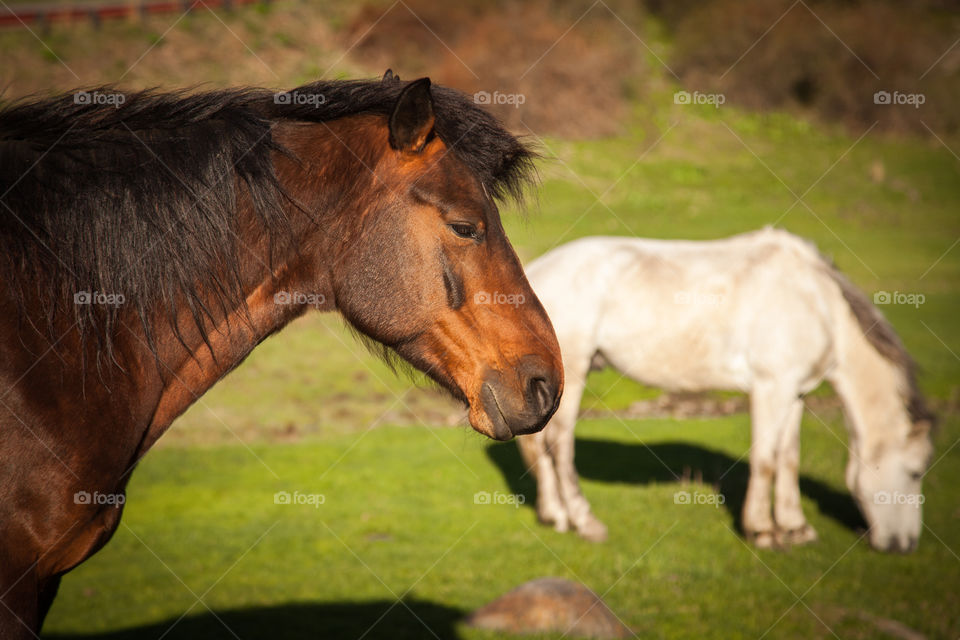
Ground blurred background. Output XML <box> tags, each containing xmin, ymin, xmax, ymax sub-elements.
<box><xmin>2</xmin><ymin>1</ymin><xmax>958</xmax><ymax>638</ymax></box>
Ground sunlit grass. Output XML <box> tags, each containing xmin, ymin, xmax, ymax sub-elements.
<box><xmin>45</xmin><ymin>414</ymin><xmax>960</xmax><ymax>639</ymax></box>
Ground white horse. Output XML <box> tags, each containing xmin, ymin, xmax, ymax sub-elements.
<box><xmin>519</xmin><ymin>228</ymin><xmax>934</xmax><ymax>552</ymax></box>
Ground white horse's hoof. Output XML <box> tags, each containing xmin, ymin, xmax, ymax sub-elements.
<box><xmin>575</xmin><ymin>518</ymin><xmax>608</xmax><ymax>543</ymax></box>
<box><xmin>537</xmin><ymin>507</ymin><xmax>569</xmax><ymax>533</ymax></box>
<box><xmin>776</xmin><ymin>524</ymin><xmax>818</xmax><ymax>547</ymax></box>
<box><xmin>747</xmin><ymin>530</ymin><xmax>779</xmax><ymax>549</ymax></box>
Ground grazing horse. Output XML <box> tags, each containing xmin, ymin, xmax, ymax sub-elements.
<box><xmin>518</xmin><ymin>228</ymin><xmax>934</xmax><ymax>552</ymax></box>
<box><xmin>0</xmin><ymin>72</ymin><xmax>563</xmax><ymax>635</ymax></box>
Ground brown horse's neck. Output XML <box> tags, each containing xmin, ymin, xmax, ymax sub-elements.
<box><xmin>132</xmin><ymin>117</ymin><xmax>386</xmax><ymax>455</ymax></box>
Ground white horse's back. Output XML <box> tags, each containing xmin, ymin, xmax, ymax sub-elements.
<box><xmin>527</xmin><ymin>228</ymin><xmax>838</xmax><ymax>393</ymax></box>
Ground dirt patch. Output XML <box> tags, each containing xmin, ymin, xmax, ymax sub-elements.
<box><xmin>582</xmin><ymin>391</ymin><xmax>846</xmax><ymax>420</ymax></box>
<box><xmin>585</xmin><ymin>388</ymin><xmax>959</xmax><ymax>424</ymax></box>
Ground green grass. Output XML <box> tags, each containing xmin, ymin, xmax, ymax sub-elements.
<box><xmin>44</xmin><ymin>415</ymin><xmax>960</xmax><ymax>639</ymax></box>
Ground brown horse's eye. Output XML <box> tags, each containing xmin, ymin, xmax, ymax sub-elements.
<box><xmin>449</xmin><ymin>223</ymin><xmax>480</xmax><ymax>241</ymax></box>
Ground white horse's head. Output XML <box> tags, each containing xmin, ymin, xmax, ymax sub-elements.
<box><xmin>828</xmin><ymin>269</ymin><xmax>937</xmax><ymax>554</ymax></box>
<box><xmin>846</xmin><ymin>418</ymin><xmax>934</xmax><ymax>553</ymax></box>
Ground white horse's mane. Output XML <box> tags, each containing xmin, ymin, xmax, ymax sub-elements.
<box><xmin>793</xmin><ymin>236</ymin><xmax>934</xmax><ymax>430</ymax></box>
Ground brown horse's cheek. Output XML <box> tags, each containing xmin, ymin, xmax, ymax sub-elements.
<box><xmin>334</xmin><ymin>213</ymin><xmax>441</xmax><ymax>345</ymax></box>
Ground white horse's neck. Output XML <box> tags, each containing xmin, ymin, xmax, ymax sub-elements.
<box><xmin>827</xmin><ymin>303</ymin><xmax>911</xmax><ymax>459</ymax></box>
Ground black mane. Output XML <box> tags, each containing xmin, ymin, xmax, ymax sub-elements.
<box><xmin>0</xmin><ymin>79</ymin><xmax>536</xmax><ymax>365</ymax></box>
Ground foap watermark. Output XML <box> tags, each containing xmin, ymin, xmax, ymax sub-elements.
<box><xmin>673</xmin><ymin>490</ymin><xmax>725</xmax><ymax>507</ymax></box>
<box><xmin>473</xmin><ymin>90</ymin><xmax>526</xmax><ymax>109</ymax></box>
<box><xmin>74</xmin><ymin>90</ymin><xmax>126</xmax><ymax>107</ymax></box>
<box><xmin>874</xmin><ymin>491</ymin><xmax>924</xmax><ymax>506</ymax></box>
<box><xmin>274</xmin><ymin>290</ymin><xmax>326</xmax><ymax>308</ymax></box>
<box><xmin>74</xmin><ymin>290</ymin><xmax>125</xmax><ymax>307</ymax></box>
<box><xmin>674</xmin><ymin>90</ymin><xmax>725</xmax><ymax>108</ymax></box>
<box><xmin>474</xmin><ymin>490</ymin><xmax>525</xmax><ymax>508</ymax></box>
<box><xmin>274</xmin><ymin>490</ymin><xmax>325</xmax><ymax>508</ymax></box>
<box><xmin>673</xmin><ymin>290</ymin><xmax>724</xmax><ymax>306</ymax></box>
<box><xmin>474</xmin><ymin>290</ymin><xmax>525</xmax><ymax>308</ymax></box>
<box><xmin>274</xmin><ymin>91</ymin><xmax>326</xmax><ymax>108</ymax></box>
<box><xmin>74</xmin><ymin>490</ymin><xmax>125</xmax><ymax>506</ymax></box>
<box><xmin>873</xmin><ymin>90</ymin><xmax>925</xmax><ymax>109</ymax></box>
<box><xmin>874</xmin><ymin>290</ymin><xmax>924</xmax><ymax>308</ymax></box>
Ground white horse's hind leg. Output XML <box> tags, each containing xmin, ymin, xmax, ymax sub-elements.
<box><xmin>743</xmin><ymin>380</ymin><xmax>796</xmax><ymax>549</ymax></box>
<box><xmin>773</xmin><ymin>398</ymin><xmax>817</xmax><ymax>546</ymax></box>
<box><xmin>518</xmin><ymin>429</ymin><xmax>569</xmax><ymax>532</ymax></box>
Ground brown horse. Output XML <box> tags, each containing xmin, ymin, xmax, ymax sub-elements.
<box><xmin>0</xmin><ymin>72</ymin><xmax>563</xmax><ymax>636</ymax></box>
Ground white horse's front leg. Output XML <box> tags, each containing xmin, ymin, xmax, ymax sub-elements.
<box><xmin>545</xmin><ymin>370</ymin><xmax>607</xmax><ymax>542</ymax></box>
<box><xmin>551</xmin><ymin>420</ymin><xmax>608</xmax><ymax>542</ymax></box>
<box><xmin>518</xmin><ymin>429</ymin><xmax>569</xmax><ymax>532</ymax></box>
<box><xmin>773</xmin><ymin>397</ymin><xmax>817</xmax><ymax>546</ymax></box>
<box><xmin>743</xmin><ymin>380</ymin><xmax>794</xmax><ymax>549</ymax></box>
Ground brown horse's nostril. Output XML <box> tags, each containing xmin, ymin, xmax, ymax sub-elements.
<box><xmin>513</xmin><ymin>364</ymin><xmax>560</xmax><ymax>435</ymax></box>
<box><xmin>528</xmin><ymin>376</ymin><xmax>554</xmax><ymax>419</ymax></box>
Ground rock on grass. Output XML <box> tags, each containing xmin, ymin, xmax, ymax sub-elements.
<box><xmin>465</xmin><ymin>577</ymin><xmax>633</xmax><ymax>639</ymax></box>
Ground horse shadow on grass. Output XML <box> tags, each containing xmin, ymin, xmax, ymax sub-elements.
<box><xmin>486</xmin><ymin>438</ymin><xmax>867</xmax><ymax>535</ymax></box>
<box><xmin>43</xmin><ymin>599</ymin><xmax>465</xmax><ymax>640</ymax></box>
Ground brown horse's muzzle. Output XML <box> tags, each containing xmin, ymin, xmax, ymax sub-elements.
<box><xmin>472</xmin><ymin>354</ymin><xmax>562</xmax><ymax>441</ymax></box>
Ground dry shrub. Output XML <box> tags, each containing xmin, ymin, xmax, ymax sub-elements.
<box><xmin>343</xmin><ymin>0</ymin><xmax>644</xmax><ymax>138</ymax></box>
<box><xmin>669</xmin><ymin>0</ymin><xmax>960</xmax><ymax>135</ymax></box>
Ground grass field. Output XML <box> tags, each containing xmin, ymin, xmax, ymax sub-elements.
<box><xmin>2</xmin><ymin>2</ymin><xmax>958</xmax><ymax>638</ymax></box>
<box><xmin>42</xmin><ymin>417</ymin><xmax>960</xmax><ymax>639</ymax></box>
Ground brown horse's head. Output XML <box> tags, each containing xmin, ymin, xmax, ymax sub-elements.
<box><xmin>326</xmin><ymin>78</ymin><xmax>562</xmax><ymax>440</ymax></box>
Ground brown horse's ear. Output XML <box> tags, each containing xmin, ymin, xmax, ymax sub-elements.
<box><xmin>389</xmin><ymin>78</ymin><xmax>435</xmax><ymax>153</ymax></box>
<box><xmin>382</xmin><ymin>69</ymin><xmax>400</xmax><ymax>84</ymax></box>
